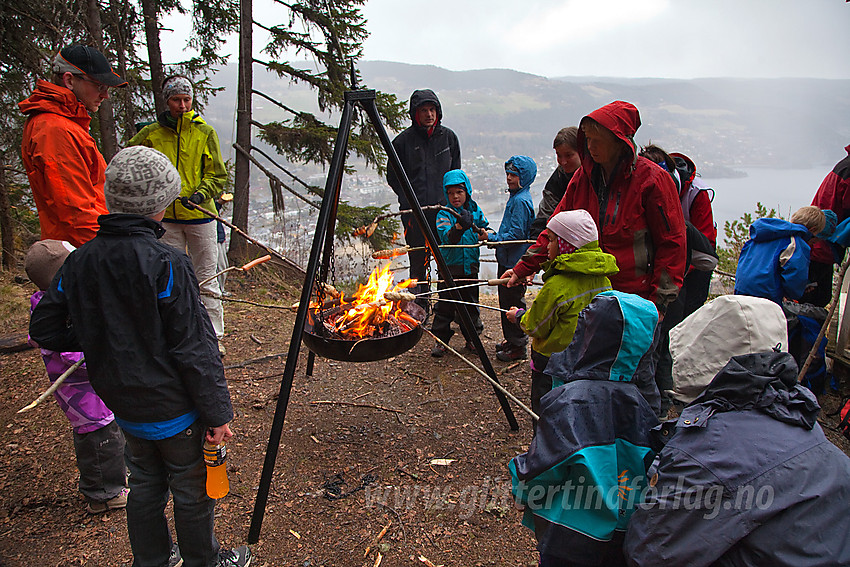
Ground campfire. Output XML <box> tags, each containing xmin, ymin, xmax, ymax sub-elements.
<box><xmin>316</xmin><ymin>263</ymin><xmax>421</xmax><ymax>340</ymax></box>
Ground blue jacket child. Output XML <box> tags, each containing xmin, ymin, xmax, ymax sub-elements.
<box><xmin>734</xmin><ymin>212</ymin><xmax>822</xmax><ymax>305</ymax></box>
<box><xmin>430</xmin><ymin>169</ymin><xmax>489</xmax><ymax>354</ymax></box>
<box><xmin>489</xmin><ymin>155</ymin><xmax>537</xmax><ymax>360</ymax></box>
<box><xmin>488</xmin><ymin>155</ymin><xmax>537</xmax><ymax>267</ymax></box>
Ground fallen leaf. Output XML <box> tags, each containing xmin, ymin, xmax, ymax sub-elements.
<box><xmin>429</xmin><ymin>458</ymin><xmax>456</xmax><ymax>466</ymax></box>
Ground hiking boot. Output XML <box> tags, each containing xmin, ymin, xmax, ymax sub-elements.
<box><xmin>431</xmin><ymin>342</ymin><xmax>448</xmax><ymax>358</ymax></box>
<box><xmin>85</xmin><ymin>487</ymin><xmax>129</xmax><ymax>514</ymax></box>
<box><xmin>215</xmin><ymin>546</ymin><xmax>252</xmax><ymax>567</ymax></box>
<box><xmin>495</xmin><ymin>339</ymin><xmax>510</xmax><ymax>352</ymax></box>
<box><xmin>168</xmin><ymin>543</ymin><xmax>183</xmax><ymax>567</ymax></box>
<box><xmin>496</xmin><ymin>343</ymin><xmax>527</xmax><ymax>362</ymax></box>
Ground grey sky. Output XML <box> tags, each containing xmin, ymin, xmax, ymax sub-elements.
<box><xmin>359</xmin><ymin>0</ymin><xmax>849</xmax><ymax>79</ymax></box>
<box><xmin>160</xmin><ymin>0</ymin><xmax>848</xmax><ymax>79</ymax></box>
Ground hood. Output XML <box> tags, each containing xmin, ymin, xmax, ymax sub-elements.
<box><xmin>576</xmin><ymin>100</ymin><xmax>640</xmax><ymax>173</ymax></box>
<box><xmin>545</xmin><ymin>290</ymin><xmax>658</xmax><ymax>384</ymax></box>
<box><xmin>19</xmin><ymin>79</ymin><xmax>89</xmax><ymax>124</ymax></box>
<box><xmin>543</xmin><ymin>242</ymin><xmax>619</xmax><ymax>278</ymax></box>
<box><xmin>687</xmin><ymin>351</ymin><xmax>820</xmax><ymax>430</ymax></box>
<box><xmin>749</xmin><ymin>217</ymin><xmax>811</xmax><ymax>242</ymax></box>
<box><xmin>97</xmin><ymin>213</ymin><xmax>166</xmax><ymax>239</ymax></box>
<box><xmin>504</xmin><ymin>155</ymin><xmax>537</xmax><ymax>191</ymax></box>
<box><xmin>442</xmin><ymin>169</ymin><xmax>473</xmax><ymax>209</ymax></box>
<box><xmin>670</xmin><ymin>295</ymin><xmax>788</xmax><ymax>404</ymax></box>
<box><xmin>408</xmin><ymin>89</ymin><xmax>442</xmax><ymax>123</ymax></box>
<box><xmin>670</xmin><ymin>151</ymin><xmax>696</xmax><ymax>194</ymax></box>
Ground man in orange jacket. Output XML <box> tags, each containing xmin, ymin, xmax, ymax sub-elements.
<box><xmin>19</xmin><ymin>44</ymin><xmax>127</xmax><ymax>247</ymax></box>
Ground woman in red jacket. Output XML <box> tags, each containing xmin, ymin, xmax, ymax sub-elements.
<box><xmin>505</xmin><ymin>100</ymin><xmax>687</xmax><ymax>317</ymax></box>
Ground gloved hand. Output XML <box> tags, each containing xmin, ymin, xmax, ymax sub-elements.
<box><xmin>181</xmin><ymin>192</ymin><xmax>205</xmax><ymax>209</ymax></box>
<box><xmin>457</xmin><ymin>209</ymin><xmax>474</xmax><ymax>230</ymax></box>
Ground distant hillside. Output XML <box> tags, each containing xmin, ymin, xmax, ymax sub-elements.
<box><xmin>203</xmin><ymin>61</ymin><xmax>850</xmax><ymax>178</ymax></box>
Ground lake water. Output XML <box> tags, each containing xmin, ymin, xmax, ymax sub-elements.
<box><xmin>704</xmin><ymin>167</ymin><xmax>828</xmax><ymax>245</ymax></box>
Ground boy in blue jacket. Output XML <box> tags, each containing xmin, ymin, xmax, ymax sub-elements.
<box><xmin>488</xmin><ymin>155</ymin><xmax>537</xmax><ymax>361</ymax></box>
<box><xmin>734</xmin><ymin>206</ymin><xmax>826</xmax><ymax>304</ymax></box>
<box><xmin>431</xmin><ymin>169</ymin><xmax>490</xmax><ymax>356</ymax></box>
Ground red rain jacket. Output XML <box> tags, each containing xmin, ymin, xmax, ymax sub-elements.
<box><xmin>810</xmin><ymin>145</ymin><xmax>850</xmax><ymax>264</ymax></box>
<box><xmin>19</xmin><ymin>80</ymin><xmax>109</xmax><ymax>247</ymax></box>
<box><xmin>513</xmin><ymin>101</ymin><xmax>686</xmax><ymax>311</ymax></box>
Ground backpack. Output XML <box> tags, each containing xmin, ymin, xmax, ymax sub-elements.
<box><xmin>670</xmin><ymin>152</ymin><xmax>717</xmax><ymax>271</ymax></box>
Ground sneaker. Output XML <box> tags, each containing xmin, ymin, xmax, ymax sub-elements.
<box><xmin>494</xmin><ymin>339</ymin><xmax>510</xmax><ymax>352</ymax></box>
<box><xmin>168</xmin><ymin>543</ymin><xmax>183</xmax><ymax>567</ymax></box>
<box><xmin>496</xmin><ymin>344</ymin><xmax>527</xmax><ymax>362</ymax></box>
<box><xmin>431</xmin><ymin>342</ymin><xmax>447</xmax><ymax>358</ymax></box>
<box><xmin>216</xmin><ymin>546</ymin><xmax>252</xmax><ymax>567</ymax></box>
<box><xmin>85</xmin><ymin>487</ymin><xmax>129</xmax><ymax>514</ymax></box>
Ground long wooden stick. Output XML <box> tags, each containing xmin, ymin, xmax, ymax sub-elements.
<box><xmin>798</xmin><ymin>254</ymin><xmax>850</xmax><ymax>382</ymax></box>
<box><xmin>372</xmin><ymin>240</ymin><xmax>535</xmax><ymax>260</ymax></box>
<box><xmin>424</xmin><ymin>329</ymin><xmax>538</xmax><ymax>421</ymax></box>
<box><xmin>179</xmin><ymin>198</ymin><xmax>303</xmax><ymax>273</ymax></box>
<box><xmin>427</xmin><ymin>297</ymin><xmax>511</xmax><ymax>314</ymax></box>
<box><xmin>18</xmin><ymin>357</ymin><xmax>85</xmax><ymax>413</ymax></box>
<box><xmin>198</xmin><ymin>255</ymin><xmax>272</xmax><ymax>287</ymax></box>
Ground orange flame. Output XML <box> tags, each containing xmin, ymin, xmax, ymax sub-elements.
<box><xmin>330</xmin><ymin>263</ymin><xmax>416</xmax><ymax>339</ymax></box>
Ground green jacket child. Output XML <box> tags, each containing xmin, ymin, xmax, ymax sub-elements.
<box><xmin>507</xmin><ymin>209</ymin><xmax>619</xmax><ymax>417</ymax></box>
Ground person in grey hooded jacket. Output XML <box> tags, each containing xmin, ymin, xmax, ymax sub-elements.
<box><xmin>624</xmin><ymin>298</ymin><xmax>850</xmax><ymax>566</ymax></box>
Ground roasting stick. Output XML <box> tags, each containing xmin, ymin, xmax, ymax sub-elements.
<box><xmin>424</xmin><ymin>328</ymin><xmax>538</xmax><ymax>421</ymax></box>
<box><xmin>372</xmin><ymin>240</ymin><xmax>535</xmax><ymax>260</ymax></box>
<box><xmin>198</xmin><ymin>254</ymin><xmax>272</xmax><ymax>287</ymax></box>
<box><xmin>352</xmin><ymin>205</ymin><xmax>463</xmax><ymax>238</ymax></box>
<box><xmin>18</xmin><ymin>357</ymin><xmax>85</xmax><ymax>413</ymax></box>
<box><xmin>384</xmin><ymin>291</ymin><xmax>510</xmax><ymax>314</ymax></box>
<box><xmin>386</xmin><ymin>278</ymin><xmax>510</xmax><ymax>299</ymax></box>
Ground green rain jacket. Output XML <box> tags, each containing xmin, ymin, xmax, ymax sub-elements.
<box><xmin>520</xmin><ymin>241</ymin><xmax>618</xmax><ymax>357</ymax></box>
<box><xmin>129</xmin><ymin>110</ymin><xmax>227</xmax><ymax>222</ymax></box>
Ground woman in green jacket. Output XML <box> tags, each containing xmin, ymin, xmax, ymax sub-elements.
<box><xmin>130</xmin><ymin>75</ymin><xmax>228</xmax><ymax>351</ymax></box>
<box><xmin>507</xmin><ymin>209</ymin><xmax>619</xmax><ymax>421</ymax></box>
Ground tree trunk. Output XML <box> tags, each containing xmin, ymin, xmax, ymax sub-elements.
<box><xmin>86</xmin><ymin>0</ymin><xmax>119</xmax><ymax>161</ymax></box>
<box><xmin>140</xmin><ymin>0</ymin><xmax>166</xmax><ymax>116</ymax></box>
<box><xmin>0</xmin><ymin>160</ymin><xmax>13</xmax><ymax>269</ymax></box>
<box><xmin>230</xmin><ymin>0</ymin><xmax>252</xmax><ymax>262</ymax></box>
<box><xmin>111</xmin><ymin>0</ymin><xmax>137</xmax><ymax>140</ymax></box>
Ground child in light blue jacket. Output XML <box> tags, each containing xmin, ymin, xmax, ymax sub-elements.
<box><xmin>488</xmin><ymin>155</ymin><xmax>536</xmax><ymax>361</ymax></box>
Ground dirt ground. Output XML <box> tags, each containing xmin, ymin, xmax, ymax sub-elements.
<box><xmin>2</xmin><ymin>263</ymin><xmax>850</xmax><ymax>567</ymax></box>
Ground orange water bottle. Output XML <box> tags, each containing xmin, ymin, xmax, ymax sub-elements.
<box><xmin>203</xmin><ymin>441</ymin><xmax>230</xmax><ymax>499</ymax></box>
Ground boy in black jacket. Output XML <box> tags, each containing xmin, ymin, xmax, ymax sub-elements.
<box><xmin>30</xmin><ymin>146</ymin><xmax>251</xmax><ymax>567</ymax></box>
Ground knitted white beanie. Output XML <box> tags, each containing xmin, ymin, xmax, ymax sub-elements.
<box><xmin>104</xmin><ymin>146</ymin><xmax>181</xmax><ymax>216</ymax></box>
<box><xmin>546</xmin><ymin>209</ymin><xmax>598</xmax><ymax>249</ymax></box>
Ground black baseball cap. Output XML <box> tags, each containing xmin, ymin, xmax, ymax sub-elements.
<box><xmin>53</xmin><ymin>44</ymin><xmax>128</xmax><ymax>87</ymax></box>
